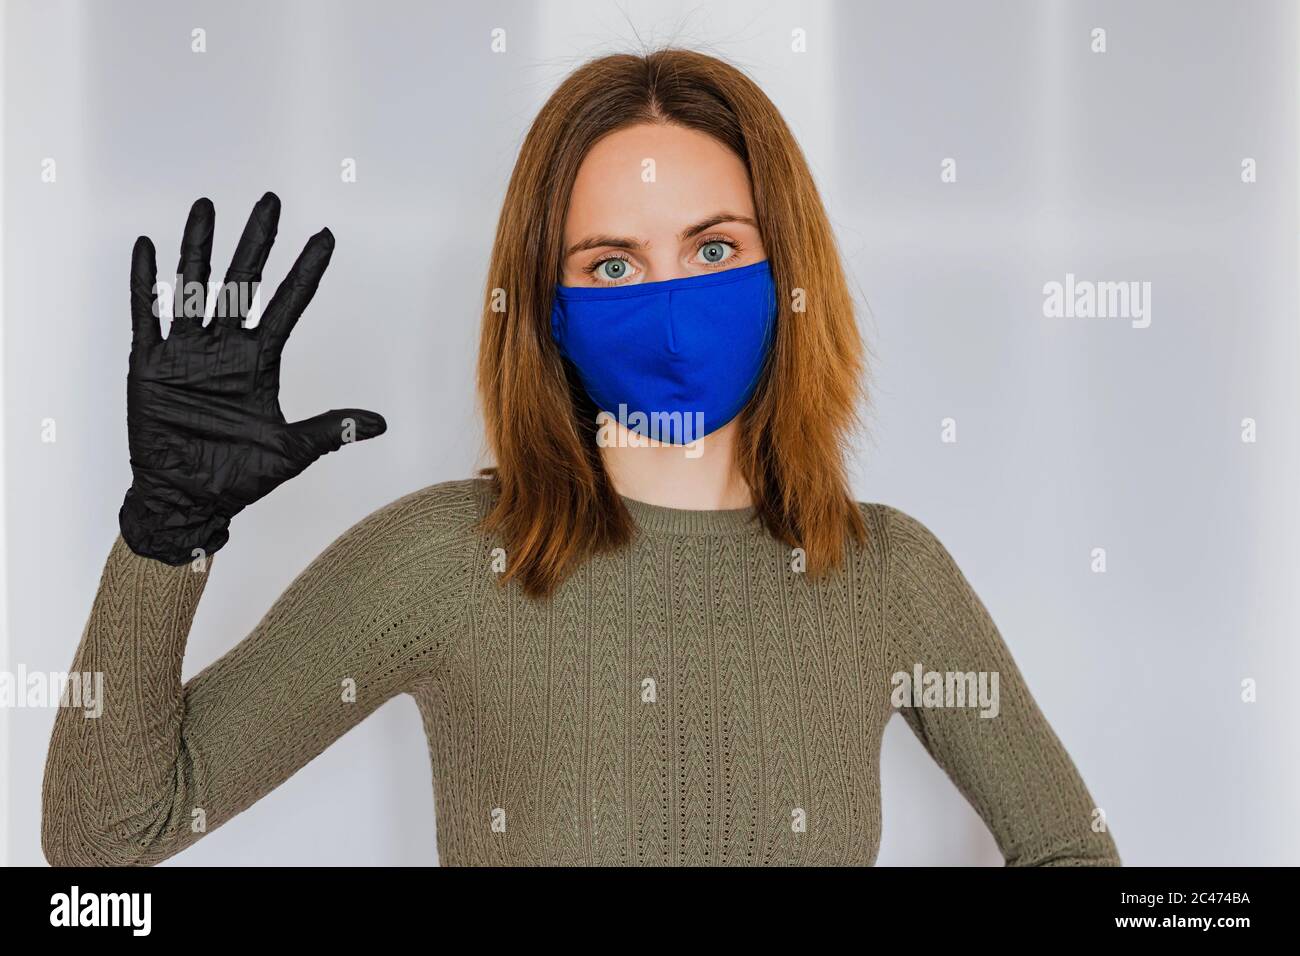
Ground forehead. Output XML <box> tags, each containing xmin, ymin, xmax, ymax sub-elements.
<box><xmin>565</xmin><ymin>122</ymin><xmax>755</xmax><ymax>237</ymax></box>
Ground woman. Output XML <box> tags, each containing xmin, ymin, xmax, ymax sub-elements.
<box><xmin>41</xmin><ymin>49</ymin><xmax>1120</xmax><ymax>866</ymax></box>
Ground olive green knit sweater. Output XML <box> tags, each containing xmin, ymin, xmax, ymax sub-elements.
<box><xmin>40</xmin><ymin>477</ymin><xmax>1119</xmax><ymax>866</ymax></box>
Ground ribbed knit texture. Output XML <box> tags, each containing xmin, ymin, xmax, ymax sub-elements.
<box><xmin>41</xmin><ymin>477</ymin><xmax>1120</xmax><ymax>866</ymax></box>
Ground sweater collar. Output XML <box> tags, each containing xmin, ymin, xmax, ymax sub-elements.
<box><xmin>617</xmin><ymin>493</ymin><xmax>763</xmax><ymax>536</ymax></box>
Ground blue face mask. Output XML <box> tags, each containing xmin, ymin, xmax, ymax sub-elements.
<box><xmin>550</xmin><ymin>259</ymin><xmax>777</xmax><ymax>446</ymax></box>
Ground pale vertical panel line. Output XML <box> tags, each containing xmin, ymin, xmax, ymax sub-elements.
<box><xmin>795</xmin><ymin>1</ymin><xmax>837</xmax><ymax>196</ymax></box>
<box><xmin>1277</xmin><ymin>0</ymin><xmax>1300</xmax><ymax>839</ymax></box>
<box><xmin>1034</xmin><ymin>0</ymin><xmax>1068</xmax><ymax>268</ymax></box>
<box><xmin>0</xmin><ymin>0</ymin><xmax>11</xmax><ymax>870</ymax></box>
<box><xmin>1292</xmin><ymin>0</ymin><xmax>1300</xmax><ymax>832</ymax></box>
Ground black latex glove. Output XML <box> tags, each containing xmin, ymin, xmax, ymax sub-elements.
<box><xmin>118</xmin><ymin>192</ymin><xmax>386</xmax><ymax>564</ymax></box>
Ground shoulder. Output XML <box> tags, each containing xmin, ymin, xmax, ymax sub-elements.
<box><xmin>854</xmin><ymin>501</ymin><xmax>943</xmax><ymax>549</ymax></box>
<box><xmin>369</xmin><ymin>476</ymin><xmax>492</xmax><ymax>530</ymax></box>
<box><xmin>328</xmin><ymin>477</ymin><xmax>493</xmax><ymax>567</ymax></box>
<box><xmin>853</xmin><ymin>501</ymin><xmax>962</xmax><ymax>576</ymax></box>
<box><xmin>852</xmin><ymin>502</ymin><xmax>995</xmax><ymax>657</ymax></box>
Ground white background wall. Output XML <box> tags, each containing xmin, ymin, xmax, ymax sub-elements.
<box><xmin>2</xmin><ymin>0</ymin><xmax>1296</xmax><ymax>865</ymax></box>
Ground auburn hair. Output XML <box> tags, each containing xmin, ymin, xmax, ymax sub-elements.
<box><xmin>476</xmin><ymin>48</ymin><xmax>868</xmax><ymax>599</ymax></box>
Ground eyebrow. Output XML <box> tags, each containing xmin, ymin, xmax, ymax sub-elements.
<box><xmin>564</xmin><ymin>212</ymin><xmax>759</xmax><ymax>258</ymax></box>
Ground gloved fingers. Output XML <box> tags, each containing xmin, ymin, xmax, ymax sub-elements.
<box><xmin>171</xmin><ymin>197</ymin><xmax>215</xmax><ymax>335</ymax></box>
<box><xmin>216</xmin><ymin>191</ymin><xmax>280</xmax><ymax>331</ymax></box>
<box><xmin>259</xmin><ymin>227</ymin><xmax>334</xmax><ymax>355</ymax></box>
<box><xmin>130</xmin><ymin>235</ymin><xmax>162</xmax><ymax>350</ymax></box>
<box><xmin>288</xmin><ymin>407</ymin><xmax>387</xmax><ymax>458</ymax></box>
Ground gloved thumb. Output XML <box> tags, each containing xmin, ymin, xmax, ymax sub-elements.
<box><xmin>290</xmin><ymin>408</ymin><xmax>388</xmax><ymax>458</ymax></box>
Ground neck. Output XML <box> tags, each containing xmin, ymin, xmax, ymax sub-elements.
<box><xmin>599</xmin><ymin>418</ymin><xmax>752</xmax><ymax>510</ymax></box>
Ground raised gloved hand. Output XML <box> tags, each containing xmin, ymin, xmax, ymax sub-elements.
<box><xmin>118</xmin><ymin>192</ymin><xmax>387</xmax><ymax>564</ymax></box>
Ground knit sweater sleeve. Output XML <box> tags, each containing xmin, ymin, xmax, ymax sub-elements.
<box><xmin>40</xmin><ymin>483</ymin><xmax>475</xmax><ymax>867</ymax></box>
<box><xmin>879</xmin><ymin>505</ymin><xmax>1121</xmax><ymax>866</ymax></box>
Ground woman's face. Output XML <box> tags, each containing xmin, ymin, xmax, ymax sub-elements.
<box><xmin>561</xmin><ymin>122</ymin><xmax>767</xmax><ymax>287</ymax></box>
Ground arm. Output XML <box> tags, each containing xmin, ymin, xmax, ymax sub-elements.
<box><xmin>881</xmin><ymin>506</ymin><xmax>1121</xmax><ymax>866</ymax></box>
<box><xmin>41</xmin><ymin>488</ymin><xmax>466</xmax><ymax>866</ymax></box>
<box><xmin>40</xmin><ymin>191</ymin><xmax>422</xmax><ymax>866</ymax></box>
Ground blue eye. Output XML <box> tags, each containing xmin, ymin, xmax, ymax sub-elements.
<box><xmin>696</xmin><ymin>240</ymin><xmax>735</xmax><ymax>265</ymax></box>
<box><xmin>595</xmin><ymin>258</ymin><xmax>628</xmax><ymax>281</ymax></box>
